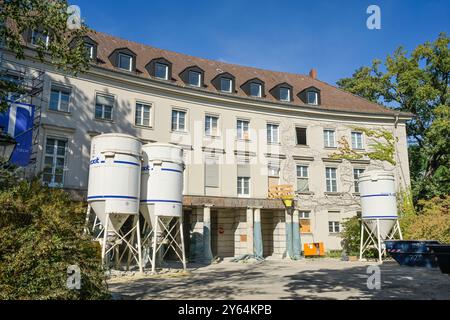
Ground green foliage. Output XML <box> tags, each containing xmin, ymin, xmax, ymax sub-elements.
<box><xmin>0</xmin><ymin>179</ymin><xmax>109</xmax><ymax>300</ymax></box>
<box><xmin>329</xmin><ymin>127</ymin><xmax>396</xmax><ymax>165</ymax></box>
<box><xmin>340</xmin><ymin>216</ymin><xmax>362</xmax><ymax>256</ymax></box>
<box><xmin>0</xmin><ymin>0</ymin><xmax>90</xmax><ymax>111</ymax></box>
<box><xmin>400</xmin><ymin>195</ymin><xmax>450</xmax><ymax>243</ymax></box>
<box><xmin>337</xmin><ymin>33</ymin><xmax>450</xmax><ymax>203</ymax></box>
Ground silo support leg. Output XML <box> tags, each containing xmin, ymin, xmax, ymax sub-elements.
<box><xmin>136</xmin><ymin>215</ymin><xmax>143</xmax><ymax>274</ymax></box>
<box><xmin>376</xmin><ymin>219</ymin><xmax>382</xmax><ymax>263</ymax></box>
<box><xmin>101</xmin><ymin>213</ymin><xmax>109</xmax><ymax>267</ymax></box>
<box><xmin>179</xmin><ymin>217</ymin><xmax>187</xmax><ymax>271</ymax></box>
<box><xmin>359</xmin><ymin>220</ymin><xmax>364</xmax><ymax>260</ymax></box>
<box><xmin>151</xmin><ymin>217</ymin><xmax>159</xmax><ymax>274</ymax></box>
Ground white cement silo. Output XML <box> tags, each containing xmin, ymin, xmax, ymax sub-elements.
<box><xmin>358</xmin><ymin>170</ymin><xmax>403</xmax><ymax>262</ymax></box>
<box><xmin>140</xmin><ymin>143</ymin><xmax>184</xmax><ymax>225</ymax></box>
<box><xmin>87</xmin><ymin>133</ymin><xmax>143</xmax><ymax>271</ymax></box>
<box><xmin>139</xmin><ymin>143</ymin><xmax>186</xmax><ymax>272</ymax></box>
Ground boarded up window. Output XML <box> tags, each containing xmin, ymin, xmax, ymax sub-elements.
<box><xmin>237</xmin><ymin>163</ymin><xmax>250</xmax><ymax>177</ymax></box>
<box><xmin>300</xmin><ymin>219</ymin><xmax>311</xmax><ymax>233</ymax></box>
<box><xmin>205</xmin><ymin>159</ymin><xmax>219</xmax><ymax>188</ymax></box>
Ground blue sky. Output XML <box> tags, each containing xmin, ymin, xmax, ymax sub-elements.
<box><xmin>72</xmin><ymin>0</ymin><xmax>449</xmax><ymax>84</ymax></box>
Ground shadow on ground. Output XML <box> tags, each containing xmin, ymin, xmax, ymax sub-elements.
<box><xmin>108</xmin><ymin>260</ymin><xmax>450</xmax><ymax>300</ymax></box>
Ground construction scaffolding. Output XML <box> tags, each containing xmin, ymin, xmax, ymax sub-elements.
<box><xmin>0</xmin><ymin>52</ymin><xmax>45</xmax><ymax>175</ymax></box>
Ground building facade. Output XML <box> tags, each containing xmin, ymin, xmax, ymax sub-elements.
<box><xmin>0</xmin><ymin>30</ymin><xmax>412</xmax><ymax>260</ymax></box>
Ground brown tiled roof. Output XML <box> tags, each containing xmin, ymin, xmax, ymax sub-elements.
<box><xmin>88</xmin><ymin>30</ymin><xmax>399</xmax><ymax>116</ymax></box>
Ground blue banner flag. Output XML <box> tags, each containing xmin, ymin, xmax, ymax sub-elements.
<box><xmin>0</xmin><ymin>100</ymin><xmax>35</xmax><ymax>166</ymax></box>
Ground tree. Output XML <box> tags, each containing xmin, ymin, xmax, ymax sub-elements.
<box><xmin>0</xmin><ymin>0</ymin><xmax>90</xmax><ymax>111</ymax></box>
<box><xmin>337</xmin><ymin>33</ymin><xmax>449</xmax><ymax>203</ymax></box>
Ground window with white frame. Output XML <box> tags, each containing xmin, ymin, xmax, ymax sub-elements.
<box><xmin>325</xmin><ymin>167</ymin><xmax>337</xmax><ymax>192</ymax></box>
<box><xmin>329</xmin><ymin>221</ymin><xmax>340</xmax><ymax>233</ymax></box>
<box><xmin>236</xmin><ymin>119</ymin><xmax>249</xmax><ymax>140</ymax></box>
<box><xmin>220</xmin><ymin>78</ymin><xmax>232</xmax><ymax>93</ymax></box>
<box><xmin>95</xmin><ymin>93</ymin><xmax>114</xmax><ymax>120</ymax></box>
<box><xmin>85</xmin><ymin>43</ymin><xmax>94</xmax><ymax>59</ymax></box>
<box><xmin>155</xmin><ymin>63</ymin><xmax>169</xmax><ymax>80</ymax></box>
<box><xmin>351</xmin><ymin>131</ymin><xmax>364</xmax><ymax>149</ymax></box>
<box><xmin>279</xmin><ymin>87</ymin><xmax>290</xmax><ymax>102</ymax></box>
<box><xmin>250</xmin><ymin>82</ymin><xmax>262</xmax><ymax>97</ymax></box>
<box><xmin>323</xmin><ymin>129</ymin><xmax>336</xmax><ymax>148</ymax></box>
<box><xmin>135</xmin><ymin>103</ymin><xmax>151</xmax><ymax>127</ymax></box>
<box><xmin>205</xmin><ymin>115</ymin><xmax>219</xmax><ymax>137</ymax></box>
<box><xmin>237</xmin><ymin>161</ymin><xmax>250</xmax><ymax>196</ymax></box>
<box><xmin>43</xmin><ymin>137</ymin><xmax>67</xmax><ymax>187</ymax></box>
<box><xmin>307</xmin><ymin>91</ymin><xmax>318</xmax><ymax>105</ymax></box>
<box><xmin>299</xmin><ymin>211</ymin><xmax>311</xmax><ymax>233</ymax></box>
<box><xmin>118</xmin><ymin>53</ymin><xmax>132</xmax><ymax>71</ymax></box>
<box><xmin>31</xmin><ymin>30</ymin><xmax>49</xmax><ymax>47</ymax></box>
<box><xmin>267</xmin><ymin>123</ymin><xmax>279</xmax><ymax>144</ymax></box>
<box><xmin>297</xmin><ymin>165</ymin><xmax>309</xmax><ymax>192</ymax></box>
<box><xmin>49</xmin><ymin>86</ymin><xmax>71</xmax><ymax>112</ymax></box>
<box><xmin>353</xmin><ymin>168</ymin><xmax>365</xmax><ymax>193</ymax></box>
<box><xmin>237</xmin><ymin>177</ymin><xmax>250</xmax><ymax>196</ymax></box>
<box><xmin>171</xmin><ymin>109</ymin><xmax>186</xmax><ymax>131</ymax></box>
<box><xmin>188</xmin><ymin>71</ymin><xmax>201</xmax><ymax>87</ymax></box>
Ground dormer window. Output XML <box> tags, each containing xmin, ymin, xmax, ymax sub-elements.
<box><xmin>220</xmin><ymin>78</ymin><xmax>232</xmax><ymax>93</ymax></box>
<box><xmin>279</xmin><ymin>87</ymin><xmax>291</xmax><ymax>102</ymax></box>
<box><xmin>155</xmin><ymin>62</ymin><xmax>169</xmax><ymax>80</ymax></box>
<box><xmin>31</xmin><ymin>30</ymin><xmax>49</xmax><ymax>47</ymax></box>
<box><xmin>299</xmin><ymin>86</ymin><xmax>321</xmax><ymax>106</ymax></box>
<box><xmin>85</xmin><ymin>43</ymin><xmax>94</xmax><ymax>59</ymax></box>
<box><xmin>188</xmin><ymin>70</ymin><xmax>201</xmax><ymax>87</ymax></box>
<box><xmin>212</xmin><ymin>72</ymin><xmax>235</xmax><ymax>93</ymax></box>
<box><xmin>250</xmin><ymin>83</ymin><xmax>262</xmax><ymax>97</ymax></box>
<box><xmin>307</xmin><ymin>91</ymin><xmax>318</xmax><ymax>105</ymax></box>
<box><xmin>180</xmin><ymin>66</ymin><xmax>205</xmax><ymax>88</ymax></box>
<box><xmin>118</xmin><ymin>53</ymin><xmax>132</xmax><ymax>71</ymax></box>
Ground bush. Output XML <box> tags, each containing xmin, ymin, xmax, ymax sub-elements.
<box><xmin>0</xmin><ymin>179</ymin><xmax>110</xmax><ymax>300</ymax></box>
<box><xmin>400</xmin><ymin>195</ymin><xmax>450</xmax><ymax>243</ymax></box>
<box><xmin>341</xmin><ymin>215</ymin><xmax>379</xmax><ymax>259</ymax></box>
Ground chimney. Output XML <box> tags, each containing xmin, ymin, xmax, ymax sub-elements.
<box><xmin>309</xmin><ymin>68</ymin><xmax>317</xmax><ymax>79</ymax></box>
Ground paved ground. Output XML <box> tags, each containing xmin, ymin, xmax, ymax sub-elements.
<box><xmin>108</xmin><ymin>258</ymin><xmax>450</xmax><ymax>300</ymax></box>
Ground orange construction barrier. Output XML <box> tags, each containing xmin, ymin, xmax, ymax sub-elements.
<box><xmin>304</xmin><ymin>242</ymin><xmax>325</xmax><ymax>257</ymax></box>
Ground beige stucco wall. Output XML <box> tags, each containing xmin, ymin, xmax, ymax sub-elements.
<box><xmin>2</xmin><ymin>51</ymin><xmax>411</xmax><ymax>252</ymax></box>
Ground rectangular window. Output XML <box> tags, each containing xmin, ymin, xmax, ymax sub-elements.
<box><xmin>118</xmin><ymin>53</ymin><xmax>132</xmax><ymax>71</ymax></box>
<box><xmin>188</xmin><ymin>71</ymin><xmax>201</xmax><ymax>87</ymax></box>
<box><xmin>329</xmin><ymin>221</ymin><xmax>341</xmax><ymax>233</ymax></box>
<box><xmin>296</xmin><ymin>165</ymin><xmax>309</xmax><ymax>192</ymax></box>
<box><xmin>299</xmin><ymin>211</ymin><xmax>311</xmax><ymax>233</ymax></box>
<box><xmin>237</xmin><ymin>177</ymin><xmax>250</xmax><ymax>196</ymax></box>
<box><xmin>171</xmin><ymin>110</ymin><xmax>186</xmax><ymax>131</ymax></box>
<box><xmin>268</xmin><ymin>163</ymin><xmax>280</xmax><ymax>187</ymax></box>
<box><xmin>279</xmin><ymin>87</ymin><xmax>290</xmax><ymax>102</ymax></box>
<box><xmin>353</xmin><ymin>168</ymin><xmax>365</xmax><ymax>193</ymax></box>
<box><xmin>205</xmin><ymin>115</ymin><xmax>219</xmax><ymax>136</ymax></box>
<box><xmin>324</xmin><ymin>129</ymin><xmax>336</xmax><ymax>148</ymax></box>
<box><xmin>49</xmin><ymin>87</ymin><xmax>71</xmax><ymax>112</ymax></box>
<box><xmin>325</xmin><ymin>167</ymin><xmax>337</xmax><ymax>193</ymax></box>
<box><xmin>220</xmin><ymin>78</ymin><xmax>232</xmax><ymax>93</ymax></box>
<box><xmin>85</xmin><ymin>43</ymin><xmax>94</xmax><ymax>59</ymax></box>
<box><xmin>31</xmin><ymin>30</ymin><xmax>49</xmax><ymax>47</ymax></box>
<box><xmin>155</xmin><ymin>63</ymin><xmax>168</xmax><ymax>80</ymax></box>
<box><xmin>236</xmin><ymin>119</ymin><xmax>249</xmax><ymax>140</ymax></box>
<box><xmin>95</xmin><ymin>94</ymin><xmax>114</xmax><ymax>120</ymax></box>
<box><xmin>43</xmin><ymin>137</ymin><xmax>67</xmax><ymax>187</ymax></box>
<box><xmin>267</xmin><ymin>123</ymin><xmax>279</xmax><ymax>144</ymax></box>
<box><xmin>296</xmin><ymin>127</ymin><xmax>307</xmax><ymax>145</ymax></box>
<box><xmin>205</xmin><ymin>157</ymin><xmax>219</xmax><ymax>188</ymax></box>
<box><xmin>237</xmin><ymin>161</ymin><xmax>250</xmax><ymax>196</ymax></box>
<box><xmin>307</xmin><ymin>91</ymin><xmax>318</xmax><ymax>105</ymax></box>
<box><xmin>351</xmin><ymin>132</ymin><xmax>363</xmax><ymax>149</ymax></box>
<box><xmin>250</xmin><ymin>83</ymin><xmax>262</xmax><ymax>97</ymax></box>
<box><xmin>135</xmin><ymin>103</ymin><xmax>151</xmax><ymax>127</ymax></box>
